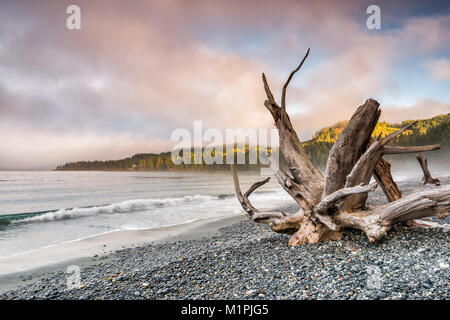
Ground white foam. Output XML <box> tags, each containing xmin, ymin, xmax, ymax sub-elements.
<box><xmin>12</xmin><ymin>194</ymin><xmax>219</xmax><ymax>224</ymax></box>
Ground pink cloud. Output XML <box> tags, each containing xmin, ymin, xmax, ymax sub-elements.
<box><xmin>380</xmin><ymin>100</ymin><xmax>450</xmax><ymax>124</ymax></box>
<box><xmin>425</xmin><ymin>58</ymin><xmax>450</xmax><ymax>80</ymax></box>
<box><xmin>395</xmin><ymin>15</ymin><xmax>450</xmax><ymax>54</ymax></box>
<box><xmin>1</xmin><ymin>0</ymin><xmax>449</xmax><ymax>168</ymax></box>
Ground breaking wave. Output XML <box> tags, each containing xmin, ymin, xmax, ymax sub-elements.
<box><xmin>9</xmin><ymin>194</ymin><xmax>219</xmax><ymax>224</ymax></box>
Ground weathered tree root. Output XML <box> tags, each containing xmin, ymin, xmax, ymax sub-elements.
<box><xmin>231</xmin><ymin>49</ymin><xmax>448</xmax><ymax>245</ymax></box>
<box><xmin>416</xmin><ymin>154</ymin><xmax>440</xmax><ymax>186</ymax></box>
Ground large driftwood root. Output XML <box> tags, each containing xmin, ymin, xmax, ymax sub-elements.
<box><xmin>231</xmin><ymin>49</ymin><xmax>448</xmax><ymax>245</ymax></box>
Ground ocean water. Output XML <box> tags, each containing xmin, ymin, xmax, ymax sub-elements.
<box><xmin>1</xmin><ymin>168</ymin><xmax>447</xmax><ymax>259</ymax></box>
<box><xmin>0</xmin><ymin>171</ymin><xmax>292</xmax><ymax>258</ymax></box>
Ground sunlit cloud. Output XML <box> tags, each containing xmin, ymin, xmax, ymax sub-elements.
<box><xmin>425</xmin><ymin>58</ymin><xmax>450</xmax><ymax>81</ymax></box>
<box><xmin>0</xmin><ymin>0</ymin><xmax>449</xmax><ymax>169</ymax></box>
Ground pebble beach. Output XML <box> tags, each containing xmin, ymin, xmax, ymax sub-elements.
<box><xmin>1</xmin><ymin>179</ymin><xmax>449</xmax><ymax>300</ymax></box>
<box><xmin>1</xmin><ymin>215</ymin><xmax>448</xmax><ymax>300</ymax></box>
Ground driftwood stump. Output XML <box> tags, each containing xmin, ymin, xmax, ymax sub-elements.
<box><xmin>231</xmin><ymin>49</ymin><xmax>448</xmax><ymax>245</ymax></box>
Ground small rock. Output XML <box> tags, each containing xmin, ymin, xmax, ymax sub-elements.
<box><xmin>245</xmin><ymin>289</ymin><xmax>256</xmax><ymax>296</ymax></box>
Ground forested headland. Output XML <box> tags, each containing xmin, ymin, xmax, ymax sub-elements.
<box><xmin>56</xmin><ymin>113</ymin><xmax>449</xmax><ymax>171</ymax></box>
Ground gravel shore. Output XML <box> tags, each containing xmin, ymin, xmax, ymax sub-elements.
<box><xmin>1</xmin><ymin>181</ymin><xmax>449</xmax><ymax>300</ymax></box>
<box><xmin>1</xmin><ymin>218</ymin><xmax>448</xmax><ymax>300</ymax></box>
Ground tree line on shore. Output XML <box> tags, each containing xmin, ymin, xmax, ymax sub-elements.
<box><xmin>55</xmin><ymin>113</ymin><xmax>449</xmax><ymax>171</ymax></box>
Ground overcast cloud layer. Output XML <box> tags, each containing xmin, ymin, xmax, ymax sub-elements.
<box><xmin>0</xmin><ymin>0</ymin><xmax>449</xmax><ymax>170</ymax></box>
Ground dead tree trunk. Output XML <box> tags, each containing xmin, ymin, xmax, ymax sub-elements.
<box><xmin>231</xmin><ymin>49</ymin><xmax>448</xmax><ymax>245</ymax></box>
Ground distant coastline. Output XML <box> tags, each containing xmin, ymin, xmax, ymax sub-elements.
<box><xmin>55</xmin><ymin>113</ymin><xmax>449</xmax><ymax>171</ymax></box>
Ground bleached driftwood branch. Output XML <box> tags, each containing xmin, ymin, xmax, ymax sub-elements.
<box><xmin>231</xmin><ymin>49</ymin><xmax>448</xmax><ymax>245</ymax></box>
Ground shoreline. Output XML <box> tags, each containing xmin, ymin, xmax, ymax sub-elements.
<box><xmin>1</xmin><ymin>181</ymin><xmax>448</xmax><ymax>300</ymax></box>
<box><xmin>0</xmin><ymin>214</ymin><xmax>247</xmax><ymax>293</ymax></box>
<box><xmin>1</xmin><ymin>215</ymin><xmax>448</xmax><ymax>300</ymax></box>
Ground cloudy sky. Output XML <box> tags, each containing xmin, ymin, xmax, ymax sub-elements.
<box><xmin>0</xmin><ymin>0</ymin><xmax>449</xmax><ymax>170</ymax></box>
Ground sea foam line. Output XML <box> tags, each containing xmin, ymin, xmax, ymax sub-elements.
<box><xmin>11</xmin><ymin>194</ymin><xmax>219</xmax><ymax>224</ymax></box>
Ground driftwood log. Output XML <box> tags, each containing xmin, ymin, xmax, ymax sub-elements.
<box><xmin>231</xmin><ymin>49</ymin><xmax>449</xmax><ymax>246</ymax></box>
